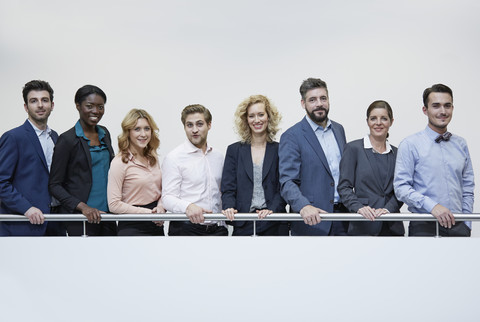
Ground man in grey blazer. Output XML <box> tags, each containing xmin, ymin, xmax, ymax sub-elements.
<box><xmin>279</xmin><ymin>78</ymin><xmax>347</xmax><ymax>236</ymax></box>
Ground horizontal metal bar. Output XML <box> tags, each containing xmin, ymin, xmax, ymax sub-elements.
<box><xmin>0</xmin><ymin>213</ymin><xmax>478</xmax><ymax>222</ymax></box>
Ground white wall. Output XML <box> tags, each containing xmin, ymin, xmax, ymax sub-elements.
<box><xmin>0</xmin><ymin>0</ymin><xmax>478</xmax><ymax>222</ymax></box>
<box><xmin>1</xmin><ymin>236</ymin><xmax>479</xmax><ymax>322</ymax></box>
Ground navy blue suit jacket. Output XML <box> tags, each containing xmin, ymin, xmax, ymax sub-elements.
<box><xmin>221</xmin><ymin>141</ymin><xmax>286</xmax><ymax>234</ymax></box>
<box><xmin>338</xmin><ymin>139</ymin><xmax>404</xmax><ymax>236</ymax></box>
<box><xmin>0</xmin><ymin>120</ymin><xmax>58</xmax><ymax>235</ymax></box>
<box><xmin>279</xmin><ymin>117</ymin><xmax>346</xmax><ymax>236</ymax></box>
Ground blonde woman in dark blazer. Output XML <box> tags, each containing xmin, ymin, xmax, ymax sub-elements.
<box><xmin>221</xmin><ymin>95</ymin><xmax>287</xmax><ymax>236</ymax></box>
<box><xmin>338</xmin><ymin>100</ymin><xmax>404</xmax><ymax>236</ymax></box>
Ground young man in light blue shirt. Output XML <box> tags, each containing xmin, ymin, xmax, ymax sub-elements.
<box><xmin>394</xmin><ymin>84</ymin><xmax>475</xmax><ymax>236</ymax></box>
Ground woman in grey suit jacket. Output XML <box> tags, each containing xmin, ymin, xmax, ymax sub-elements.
<box><xmin>221</xmin><ymin>95</ymin><xmax>287</xmax><ymax>236</ymax></box>
<box><xmin>338</xmin><ymin>100</ymin><xmax>404</xmax><ymax>236</ymax></box>
<box><xmin>49</xmin><ymin>85</ymin><xmax>116</xmax><ymax>236</ymax></box>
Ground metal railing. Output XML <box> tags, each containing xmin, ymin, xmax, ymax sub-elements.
<box><xmin>1</xmin><ymin>213</ymin><xmax>478</xmax><ymax>237</ymax></box>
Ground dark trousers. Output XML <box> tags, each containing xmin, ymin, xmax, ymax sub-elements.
<box><xmin>168</xmin><ymin>221</ymin><xmax>228</xmax><ymax>236</ymax></box>
<box><xmin>45</xmin><ymin>221</ymin><xmax>67</xmax><ymax>236</ymax></box>
<box><xmin>232</xmin><ymin>221</ymin><xmax>289</xmax><ymax>236</ymax></box>
<box><xmin>118</xmin><ymin>201</ymin><xmax>164</xmax><ymax>236</ymax></box>
<box><xmin>65</xmin><ymin>221</ymin><xmax>117</xmax><ymax>236</ymax></box>
<box><xmin>409</xmin><ymin>221</ymin><xmax>471</xmax><ymax>237</ymax></box>
<box><xmin>329</xmin><ymin>203</ymin><xmax>349</xmax><ymax>236</ymax></box>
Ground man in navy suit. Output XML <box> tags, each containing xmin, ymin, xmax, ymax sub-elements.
<box><xmin>0</xmin><ymin>80</ymin><xmax>60</xmax><ymax>236</ymax></box>
<box><xmin>279</xmin><ymin>78</ymin><xmax>348</xmax><ymax>236</ymax></box>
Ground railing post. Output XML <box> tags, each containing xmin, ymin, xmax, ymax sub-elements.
<box><xmin>253</xmin><ymin>219</ymin><xmax>257</xmax><ymax>237</ymax></box>
<box><xmin>82</xmin><ymin>221</ymin><xmax>87</xmax><ymax>238</ymax></box>
<box><xmin>435</xmin><ymin>221</ymin><xmax>440</xmax><ymax>238</ymax></box>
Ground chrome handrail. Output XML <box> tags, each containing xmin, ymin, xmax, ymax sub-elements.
<box><xmin>0</xmin><ymin>213</ymin><xmax>478</xmax><ymax>221</ymax></box>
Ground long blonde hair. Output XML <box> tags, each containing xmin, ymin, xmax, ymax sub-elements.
<box><xmin>234</xmin><ymin>95</ymin><xmax>281</xmax><ymax>143</ymax></box>
<box><xmin>118</xmin><ymin>109</ymin><xmax>160</xmax><ymax>165</ymax></box>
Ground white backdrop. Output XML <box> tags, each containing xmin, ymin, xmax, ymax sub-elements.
<box><xmin>0</xmin><ymin>0</ymin><xmax>478</xmax><ymax>218</ymax></box>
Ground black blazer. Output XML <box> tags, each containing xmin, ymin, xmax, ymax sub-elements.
<box><xmin>338</xmin><ymin>138</ymin><xmax>404</xmax><ymax>236</ymax></box>
<box><xmin>49</xmin><ymin>124</ymin><xmax>115</xmax><ymax>214</ymax></box>
<box><xmin>221</xmin><ymin>141</ymin><xmax>286</xmax><ymax>231</ymax></box>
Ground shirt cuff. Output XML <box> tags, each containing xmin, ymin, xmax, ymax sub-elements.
<box><xmin>423</xmin><ymin>197</ymin><xmax>438</xmax><ymax>213</ymax></box>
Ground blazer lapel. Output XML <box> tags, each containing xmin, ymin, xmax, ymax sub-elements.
<box><xmin>363</xmin><ymin>148</ymin><xmax>384</xmax><ymax>191</ymax></box>
<box><xmin>51</xmin><ymin>130</ymin><xmax>58</xmax><ymax>144</ymax></box>
<box><xmin>240</xmin><ymin>143</ymin><xmax>253</xmax><ymax>182</ymax></box>
<box><xmin>383</xmin><ymin>149</ymin><xmax>395</xmax><ymax>190</ymax></box>
<box><xmin>301</xmin><ymin>118</ymin><xmax>332</xmax><ymax>177</ymax></box>
<box><xmin>331</xmin><ymin>123</ymin><xmax>345</xmax><ymax>156</ymax></box>
<box><xmin>80</xmin><ymin>136</ymin><xmax>93</xmax><ymax>170</ymax></box>
<box><xmin>262</xmin><ymin>142</ymin><xmax>275</xmax><ymax>182</ymax></box>
<box><xmin>23</xmin><ymin>121</ymin><xmax>48</xmax><ymax>170</ymax></box>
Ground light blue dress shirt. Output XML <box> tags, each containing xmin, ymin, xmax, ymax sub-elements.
<box><xmin>305</xmin><ymin>117</ymin><xmax>342</xmax><ymax>202</ymax></box>
<box><xmin>394</xmin><ymin>126</ymin><xmax>475</xmax><ymax>227</ymax></box>
<box><xmin>28</xmin><ymin>119</ymin><xmax>54</xmax><ymax>171</ymax></box>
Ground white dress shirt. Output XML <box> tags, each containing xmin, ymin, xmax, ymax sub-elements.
<box><xmin>161</xmin><ymin>140</ymin><xmax>224</xmax><ymax>225</ymax></box>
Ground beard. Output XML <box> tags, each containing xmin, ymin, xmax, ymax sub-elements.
<box><xmin>307</xmin><ymin>107</ymin><xmax>329</xmax><ymax>125</ymax></box>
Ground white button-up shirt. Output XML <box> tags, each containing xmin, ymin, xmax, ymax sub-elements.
<box><xmin>161</xmin><ymin>140</ymin><xmax>224</xmax><ymax>225</ymax></box>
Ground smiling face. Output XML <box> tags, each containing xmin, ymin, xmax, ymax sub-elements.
<box><xmin>423</xmin><ymin>92</ymin><xmax>453</xmax><ymax>134</ymax></box>
<box><xmin>247</xmin><ymin>102</ymin><xmax>269</xmax><ymax>136</ymax></box>
<box><xmin>184</xmin><ymin>112</ymin><xmax>211</xmax><ymax>151</ymax></box>
<box><xmin>302</xmin><ymin>87</ymin><xmax>330</xmax><ymax>127</ymax></box>
<box><xmin>76</xmin><ymin>93</ymin><xmax>105</xmax><ymax>128</ymax></box>
<box><xmin>24</xmin><ymin>90</ymin><xmax>54</xmax><ymax>129</ymax></box>
<box><xmin>129</xmin><ymin>117</ymin><xmax>151</xmax><ymax>155</ymax></box>
<box><xmin>367</xmin><ymin>107</ymin><xmax>393</xmax><ymax>140</ymax></box>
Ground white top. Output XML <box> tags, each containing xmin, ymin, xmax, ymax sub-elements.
<box><xmin>161</xmin><ymin>140</ymin><xmax>224</xmax><ymax>225</ymax></box>
<box><xmin>363</xmin><ymin>135</ymin><xmax>392</xmax><ymax>154</ymax></box>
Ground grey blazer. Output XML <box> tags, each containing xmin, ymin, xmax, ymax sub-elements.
<box><xmin>338</xmin><ymin>138</ymin><xmax>404</xmax><ymax>236</ymax></box>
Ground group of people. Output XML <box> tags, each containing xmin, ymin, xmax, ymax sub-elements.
<box><xmin>0</xmin><ymin>78</ymin><xmax>475</xmax><ymax>237</ymax></box>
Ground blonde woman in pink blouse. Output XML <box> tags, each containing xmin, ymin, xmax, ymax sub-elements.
<box><xmin>107</xmin><ymin>109</ymin><xmax>165</xmax><ymax>236</ymax></box>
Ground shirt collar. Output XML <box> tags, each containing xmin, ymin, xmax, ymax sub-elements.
<box><xmin>363</xmin><ymin>134</ymin><xmax>392</xmax><ymax>154</ymax></box>
<box><xmin>183</xmin><ymin>139</ymin><xmax>213</xmax><ymax>154</ymax></box>
<box><xmin>305</xmin><ymin>115</ymin><xmax>331</xmax><ymax>132</ymax></box>
<box><xmin>75</xmin><ymin>120</ymin><xmax>105</xmax><ymax>141</ymax></box>
<box><xmin>424</xmin><ymin>125</ymin><xmax>449</xmax><ymax>142</ymax></box>
<box><xmin>27</xmin><ymin>119</ymin><xmax>51</xmax><ymax>137</ymax></box>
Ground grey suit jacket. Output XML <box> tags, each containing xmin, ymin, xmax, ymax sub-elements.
<box><xmin>338</xmin><ymin>138</ymin><xmax>404</xmax><ymax>236</ymax></box>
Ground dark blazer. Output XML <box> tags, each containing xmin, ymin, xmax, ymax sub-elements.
<box><xmin>49</xmin><ymin>124</ymin><xmax>115</xmax><ymax>215</ymax></box>
<box><xmin>221</xmin><ymin>141</ymin><xmax>286</xmax><ymax>235</ymax></box>
<box><xmin>338</xmin><ymin>138</ymin><xmax>404</xmax><ymax>236</ymax></box>
<box><xmin>0</xmin><ymin>120</ymin><xmax>58</xmax><ymax>235</ymax></box>
<box><xmin>279</xmin><ymin>117</ymin><xmax>346</xmax><ymax>236</ymax></box>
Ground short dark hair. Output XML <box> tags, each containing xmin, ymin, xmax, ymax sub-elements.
<box><xmin>299</xmin><ymin>78</ymin><xmax>328</xmax><ymax>100</ymax></box>
<box><xmin>423</xmin><ymin>84</ymin><xmax>453</xmax><ymax>107</ymax></box>
<box><xmin>74</xmin><ymin>85</ymin><xmax>107</xmax><ymax>105</ymax></box>
<box><xmin>22</xmin><ymin>80</ymin><xmax>54</xmax><ymax>104</ymax></box>
<box><xmin>181</xmin><ymin>104</ymin><xmax>212</xmax><ymax>125</ymax></box>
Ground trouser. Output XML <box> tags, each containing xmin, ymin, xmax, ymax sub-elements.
<box><xmin>168</xmin><ymin>221</ymin><xmax>228</xmax><ymax>236</ymax></box>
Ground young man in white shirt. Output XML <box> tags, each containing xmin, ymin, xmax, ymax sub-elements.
<box><xmin>161</xmin><ymin>104</ymin><xmax>226</xmax><ymax>236</ymax></box>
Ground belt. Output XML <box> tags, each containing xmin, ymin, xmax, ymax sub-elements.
<box><xmin>184</xmin><ymin>221</ymin><xmax>220</xmax><ymax>233</ymax></box>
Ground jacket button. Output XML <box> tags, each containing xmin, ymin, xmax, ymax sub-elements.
<box><xmin>330</xmin><ymin>182</ymin><xmax>334</xmax><ymax>187</ymax></box>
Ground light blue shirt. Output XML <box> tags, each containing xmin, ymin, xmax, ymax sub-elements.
<box><xmin>305</xmin><ymin>117</ymin><xmax>342</xmax><ymax>202</ymax></box>
<box><xmin>28</xmin><ymin>119</ymin><xmax>54</xmax><ymax>171</ymax></box>
<box><xmin>394</xmin><ymin>126</ymin><xmax>475</xmax><ymax>227</ymax></box>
